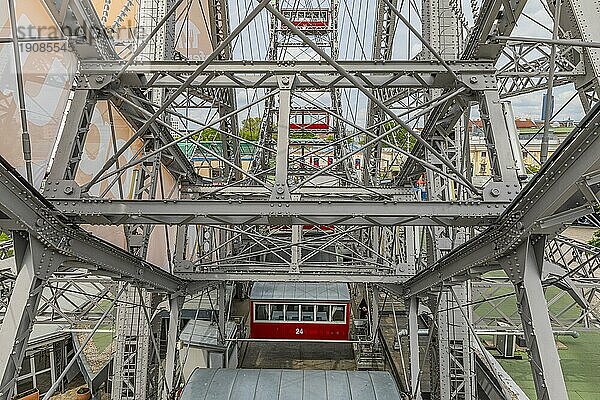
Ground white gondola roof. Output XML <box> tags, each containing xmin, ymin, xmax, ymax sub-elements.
<box><xmin>250</xmin><ymin>282</ymin><xmax>350</xmax><ymax>302</ymax></box>
<box><xmin>180</xmin><ymin>319</ymin><xmax>237</xmax><ymax>349</ymax></box>
<box><xmin>180</xmin><ymin>369</ymin><xmax>402</xmax><ymax>400</ymax></box>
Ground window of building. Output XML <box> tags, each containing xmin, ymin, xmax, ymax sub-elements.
<box><xmin>481</xmin><ymin>151</ymin><xmax>486</xmax><ymax>158</ymax></box>
<box><xmin>16</xmin><ymin>347</ymin><xmax>55</xmax><ymax>397</ymax></box>
<box><xmin>16</xmin><ymin>376</ymin><xmax>33</xmax><ymax>395</ymax></box>
<box><xmin>301</xmin><ymin>305</ymin><xmax>315</xmax><ymax>321</ymax></box>
<box><xmin>479</xmin><ymin>163</ymin><xmax>486</xmax><ymax>175</ymax></box>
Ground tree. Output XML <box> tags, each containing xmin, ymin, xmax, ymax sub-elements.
<box><xmin>526</xmin><ymin>164</ymin><xmax>540</xmax><ymax>174</ymax></box>
<box><xmin>290</xmin><ymin>131</ymin><xmax>316</xmax><ymax>139</ymax></box>
<box><xmin>380</xmin><ymin>122</ymin><xmax>415</xmax><ymax>150</ymax></box>
<box><xmin>190</xmin><ymin>128</ymin><xmax>219</xmax><ymax>141</ymax></box>
<box><xmin>590</xmin><ymin>230</ymin><xmax>600</xmax><ymax>248</ymax></box>
<box><xmin>362</xmin><ymin>122</ymin><xmax>415</xmax><ymax>150</ymax></box>
<box><xmin>200</xmin><ymin>128</ymin><xmax>220</xmax><ymax>141</ymax></box>
<box><xmin>239</xmin><ymin>117</ymin><xmax>262</xmax><ymax>141</ymax></box>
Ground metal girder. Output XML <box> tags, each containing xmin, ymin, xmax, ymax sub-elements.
<box><xmin>40</xmin><ymin>0</ymin><xmax>118</xmax><ymax>60</ymax></box>
<box><xmin>364</xmin><ymin>0</ymin><xmax>398</xmax><ymax>185</ymax></box>
<box><xmin>0</xmin><ymin>155</ymin><xmax>185</xmax><ymax>294</ymax></box>
<box><xmin>47</xmin><ymin>90</ymin><xmax>98</xmax><ymax>181</ymax></box>
<box><xmin>501</xmin><ymin>237</ymin><xmax>568</xmax><ymax>400</ymax></box>
<box><xmin>207</xmin><ymin>0</ymin><xmax>241</xmax><ymax>182</ymax></box>
<box><xmin>0</xmin><ymin>233</ymin><xmax>65</xmax><ymax>400</ymax></box>
<box><xmin>49</xmin><ymin>198</ymin><xmax>509</xmax><ymax>226</ymax></box>
<box><xmin>176</xmin><ymin>271</ymin><xmax>411</xmax><ymax>283</ymax></box>
<box><xmin>404</xmin><ymin>100</ymin><xmax>600</xmax><ymax>297</ymax></box>
<box><xmin>497</xmin><ymin>42</ymin><xmax>586</xmax><ymax>98</ymax></box>
<box><xmin>163</xmin><ymin>295</ymin><xmax>183</xmax><ymax>400</ymax></box>
<box><xmin>110</xmin><ymin>90</ymin><xmax>201</xmax><ymax>184</ymax></box>
<box><xmin>181</xmin><ymin>185</ymin><xmax>414</xmax><ymax>198</ymax></box>
<box><xmin>462</xmin><ymin>0</ymin><xmax>529</xmax><ymax>60</ymax></box>
<box><xmin>77</xmin><ymin>60</ymin><xmax>496</xmax><ymax>90</ymax></box>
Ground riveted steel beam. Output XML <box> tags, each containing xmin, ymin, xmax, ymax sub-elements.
<box><xmin>50</xmin><ymin>198</ymin><xmax>509</xmax><ymax>226</ymax></box>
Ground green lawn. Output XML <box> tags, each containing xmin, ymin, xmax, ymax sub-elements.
<box><xmin>89</xmin><ymin>300</ymin><xmax>115</xmax><ymax>353</ymax></box>
<box><xmin>497</xmin><ymin>332</ymin><xmax>600</xmax><ymax>399</ymax></box>
<box><xmin>92</xmin><ymin>327</ymin><xmax>114</xmax><ymax>353</ymax></box>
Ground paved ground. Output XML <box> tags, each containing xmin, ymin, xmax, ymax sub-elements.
<box><xmin>239</xmin><ymin>341</ymin><xmax>356</xmax><ymax>370</ymax></box>
<box><xmin>562</xmin><ymin>226</ymin><xmax>597</xmax><ymax>243</ymax></box>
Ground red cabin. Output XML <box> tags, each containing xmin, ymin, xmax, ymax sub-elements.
<box><xmin>289</xmin><ymin>110</ymin><xmax>331</xmax><ymax>131</ymax></box>
<box><xmin>281</xmin><ymin>9</ymin><xmax>330</xmax><ymax>29</ymax></box>
<box><xmin>249</xmin><ymin>282</ymin><xmax>351</xmax><ymax>341</ymax></box>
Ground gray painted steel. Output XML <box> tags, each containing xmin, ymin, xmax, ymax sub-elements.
<box><xmin>250</xmin><ymin>282</ymin><xmax>350</xmax><ymax>302</ymax></box>
<box><xmin>179</xmin><ymin>369</ymin><xmax>402</xmax><ymax>400</ymax></box>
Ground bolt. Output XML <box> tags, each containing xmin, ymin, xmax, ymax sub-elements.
<box><xmin>470</xmin><ymin>76</ymin><xmax>478</xmax><ymax>84</ymax></box>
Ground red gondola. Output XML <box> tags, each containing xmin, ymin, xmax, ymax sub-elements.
<box><xmin>249</xmin><ymin>282</ymin><xmax>351</xmax><ymax>340</ymax></box>
<box><xmin>289</xmin><ymin>110</ymin><xmax>331</xmax><ymax>131</ymax></box>
<box><xmin>281</xmin><ymin>9</ymin><xmax>330</xmax><ymax>29</ymax></box>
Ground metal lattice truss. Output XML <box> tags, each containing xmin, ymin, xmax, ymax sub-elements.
<box><xmin>1</xmin><ymin>0</ymin><xmax>600</xmax><ymax>399</ymax></box>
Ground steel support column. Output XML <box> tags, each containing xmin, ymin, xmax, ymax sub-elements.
<box><xmin>272</xmin><ymin>75</ymin><xmax>295</xmax><ymax>200</ymax></box>
<box><xmin>408</xmin><ymin>296</ymin><xmax>423</xmax><ymax>400</ymax></box>
<box><xmin>502</xmin><ymin>237</ymin><xmax>568</xmax><ymax>400</ymax></box>
<box><xmin>0</xmin><ymin>233</ymin><xmax>64</xmax><ymax>400</ymax></box>
<box><xmin>164</xmin><ymin>295</ymin><xmax>183</xmax><ymax>400</ymax></box>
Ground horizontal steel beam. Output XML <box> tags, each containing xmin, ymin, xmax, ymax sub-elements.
<box><xmin>49</xmin><ymin>198</ymin><xmax>509</xmax><ymax>226</ymax></box>
<box><xmin>181</xmin><ymin>185</ymin><xmax>414</xmax><ymax>197</ymax></box>
<box><xmin>0</xmin><ymin>156</ymin><xmax>186</xmax><ymax>294</ymax></box>
<box><xmin>79</xmin><ymin>60</ymin><xmax>496</xmax><ymax>90</ymax></box>
<box><xmin>176</xmin><ymin>271</ymin><xmax>411</xmax><ymax>283</ymax></box>
<box><xmin>492</xmin><ymin>35</ymin><xmax>600</xmax><ymax>49</ymax></box>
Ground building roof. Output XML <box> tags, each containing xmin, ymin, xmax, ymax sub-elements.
<box><xmin>180</xmin><ymin>369</ymin><xmax>402</xmax><ymax>400</ymax></box>
<box><xmin>514</xmin><ymin>118</ymin><xmax>537</xmax><ymax>129</ymax></box>
<box><xmin>250</xmin><ymin>282</ymin><xmax>350</xmax><ymax>302</ymax></box>
<box><xmin>180</xmin><ymin>319</ymin><xmax>237</xmax><ymax>349</ymax></box>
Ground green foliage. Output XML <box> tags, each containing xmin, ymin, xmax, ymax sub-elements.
<box><xmin>526</xmin><ymin>164</ymin><xmax>540</xmax><ymax>174</ymax></box>
<box><xmin>381</xmin><ymin>122</ymin><xmax>415</xmax><ymax>150</ymax></box>
<box><xmin>189</xmin><ymin>128</ymin><xmax>219</xmax><ymax>142</ymax></box>
<box><xmin>239</xmin><ymin>117</ymin><xmax>262</xmax><ymax>141</ymax></box>
<box><xmin>200</xmin><ymin>128</ymin><xmax>219</xmax><ymax>141</ymax></box>
<box><xmin>590</xmin><ymin>230</ymin><xmax>600</xmax><ymax>248</ymax></box>
<box><xmin>360</xmin><ymin>122</ymin><xmax>415</xmax><ymax>150</ymax></box>
<box><xmin>0</xmin><ymin>232</ymin><xmax>9</xmax><ymax>242</ymax></box>
<box><xmin>290</xmin><ymin>131</ymin><xmax>316</xmax><ymax>139</ymax></box>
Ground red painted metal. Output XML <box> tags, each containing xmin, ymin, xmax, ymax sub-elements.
<box><xmin>289</xmin><ymin>122</ymin><xmax>330</xmax><ymax>130</ymax></box>
<box><xmin>291</xmin><ymin>21</ymin><xmax>329</xmax><ymax>28</ymax></box>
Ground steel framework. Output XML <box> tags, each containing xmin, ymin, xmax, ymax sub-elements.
<box><xmin>1</xmin><ymin>0</ymin><xmax>600</xmax><ymax>399</ymax></box>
